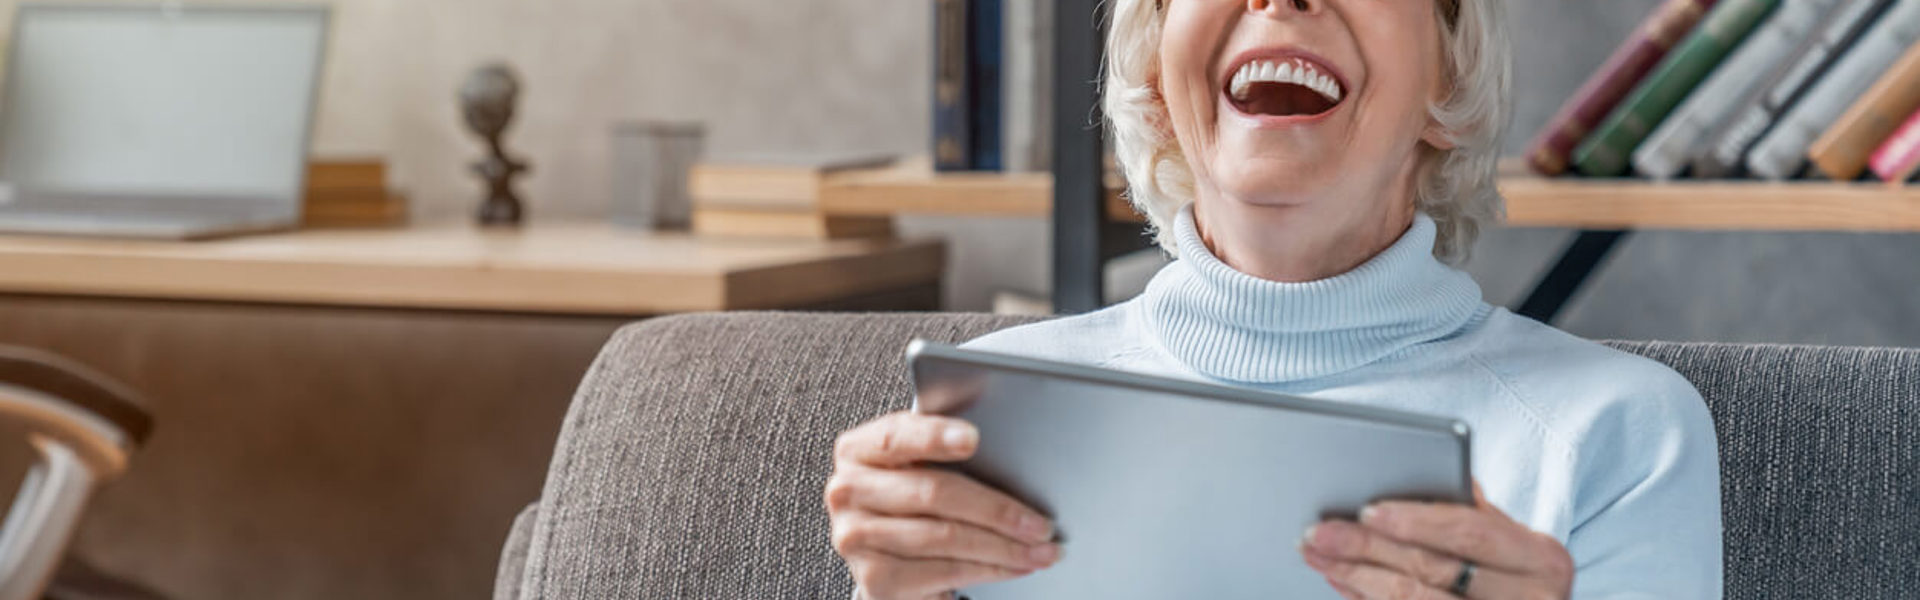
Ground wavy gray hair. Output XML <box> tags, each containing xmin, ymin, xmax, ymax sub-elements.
<box><xmin>1104</xmin><ymin>0</ymin><xmax>1511</xmax><ymax>263</ymax></box>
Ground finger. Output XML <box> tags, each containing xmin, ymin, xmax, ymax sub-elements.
<box><xmin>1302</xmin><ymin>548</ymin><xmax>1458</xmax><ymax>600</ymax></box>
<box><xmin>1303</xmin><ymin>520</ymin><xmax>1464</xmax><ymax>589</ymax></box>
<box><xmin>1360</xmin><ymin>501</ymin><xmax>1554</xmax><ymax>572</ymax></box>
<box><xmin>836</xmin><ymin>413</ymin><xmax>979</xmax><ymax>467</ymax></box>
<box><xmin>825</xmin><ymin>467</ymin><xmax>1054</xmax><ymax>544</ymax></box>
<box><xmin>1327</xmin><ymin>576</ymin><xmax>1367</xmax><ymax>600</ymax></box>
<box><xmin>833</xmin><ymin>513</ymin><xmax>1060</xmax><ymax>571</ymax></box>
<box><xmin>848</xmin><ymin>553</ymin><xmax>1032</xmax><ymax>600</ymax></box>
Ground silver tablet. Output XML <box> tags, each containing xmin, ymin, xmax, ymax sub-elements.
<box><xmin>907</xmin><ymin>340</ymin><xmax>1472</xmax><ymax>600</ymax></box>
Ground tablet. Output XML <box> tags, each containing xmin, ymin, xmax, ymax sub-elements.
<box><xmin>907</xmin><ymin>340</ymin><xmax>1472</xmax><ymax>600</ymax></box>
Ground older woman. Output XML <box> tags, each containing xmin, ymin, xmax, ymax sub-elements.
<box><xmin>825</xmin><ymin>0</ymin><xmax>1723</xmax><ymax>598</ymax></box>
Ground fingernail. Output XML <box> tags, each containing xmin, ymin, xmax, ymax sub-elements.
<box><xmin>1300</xmin><ymin>524</ymin><xmax>1318</xmax><ymax>549</ymax></box>
<box><xmin>942</xmin><ymin>425</ymin><xmax>975</xmax><ymax>449</ymax></box>
<box><xmin>1018</xmin><ymin>514</ymin><xmax>1052</xmax><ymax>540</ymax></box>
<box><xmin>1360</xmin><ymin>505</ymin><xmax>1381</xmax><ymax>524</ymax></box>
<box><xmin>1027</xmin><ymin>543</ymin><xmax>1059</xmax><ymax>566</ymax></box>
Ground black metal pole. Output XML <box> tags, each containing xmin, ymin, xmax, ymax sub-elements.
<box><xmin>1051</xmin><ymin>0</ymin><xmax>1106</xmax><ymax>314</ymax></box>
<box><xmin>1515</xmin><ymin>229</ymin><xmax>1631</xmax><ymax>324</ymax></box>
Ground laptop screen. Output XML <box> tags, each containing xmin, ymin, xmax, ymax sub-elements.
<box><xmin>0</xmin><ymin>5</ymin><xmax>327</xmax><ymax>203</ymax></box>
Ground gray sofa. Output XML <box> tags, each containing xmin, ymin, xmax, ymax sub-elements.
<box><xmin>494</xmin><ymin>313</ymin><xmax>1920</xmax><ymax>599</ymax></box>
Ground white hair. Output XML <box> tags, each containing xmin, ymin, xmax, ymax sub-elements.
<box><xmin>1103</xmin><ymin>0</ymin><xmax>1512</xmax><ymax>263</ymax></box>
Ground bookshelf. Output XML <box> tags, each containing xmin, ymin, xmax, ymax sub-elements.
<box><xmin>820</xmin><ymin>157</ymin><xmax>1918</xmax><ymax>320</ymax></box>
<box><xmin>820</xmin><ymin>158</ymin><xmax>1920</xmax><ymax>232</ymax></box>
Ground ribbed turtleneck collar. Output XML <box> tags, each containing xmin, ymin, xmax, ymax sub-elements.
<box><xmin>1138</xmin><ymin>205</ymin><xmax>1485</xmax><ymax>384</ymax></box>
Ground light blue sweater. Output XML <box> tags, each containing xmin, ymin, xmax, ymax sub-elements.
<box><xmin>963</xmin><ymin>206</ymin><xmax>1724</xmax><ymax>598</ymax></box>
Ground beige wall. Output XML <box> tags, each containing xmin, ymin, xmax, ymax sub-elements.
<box><xmin>0</xmin><ymin>0</ymin><xmax>934</xmax><ymax>219</ymax></box>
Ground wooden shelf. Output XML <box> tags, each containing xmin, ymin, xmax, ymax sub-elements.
<box><xmin>1499</xmin><ymin>173</ymin><xmax>1920</xmax><ymax>231</ymax></box>
<box><xmin>818</xmin><ymin>158</ymin><xmax>1920</xmax><ymax>232</ymax></box>
<box><xmin>0</xmin><ymin>223</ymin><xmax>945</xmax><ymax>315</ymax></box>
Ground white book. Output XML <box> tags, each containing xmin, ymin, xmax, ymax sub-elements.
<box><xmin>1002</xmin><ymin>0</ymin><xmax>1054</xmax><ymax>172</ymax></box>
<box><xmin>1633</xmin><ymin>0</ymin><xmax>1836</xmax><ymax>179</ymax></box>
<box><xmin>1694</xmin><ymin>0</ymin><xmax>1891</xmax><ymax>178</ymax></box>
<box><xmin>1746</xmin><ymin>0</ymin><xmax>1920</xmax><ymax>180</ymax></box>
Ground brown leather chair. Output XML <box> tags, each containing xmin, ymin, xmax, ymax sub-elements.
<box><xmin>0</xmin><ymin>347</ymin><xmax>158</xmax><ymax>600</ymax></box>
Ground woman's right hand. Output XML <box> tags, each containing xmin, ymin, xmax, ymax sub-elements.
<box><xmin>826</xmin><ymin>411</ymin><xmax>1061</xmax><ymax>600</ymax></box>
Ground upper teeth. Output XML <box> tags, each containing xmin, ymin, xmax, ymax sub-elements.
<box><xmin>1230</xmin><ymin>59</ymin><xmax>1344</xmax><ymax>104</ymax></box>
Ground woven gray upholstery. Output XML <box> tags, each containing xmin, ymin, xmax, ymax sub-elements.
<box><xmin>494</xmin><ymin>503</ymin><xmax>537</xmax><ymax>600</ymax></box>
<box><xmin>1608</xmin><ymin>341</ymin><xmax>1920</xmax><ymax>598</ymax></box>
<box><xmin>501</xmin><ymin>313</ymin><xmax>1920</xmax><ymax>599</ymax></box>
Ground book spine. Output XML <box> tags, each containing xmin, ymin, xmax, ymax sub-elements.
<box><xmin>933</xmin><ymin>0</ymin><xmax>973</xmax><ymax>172</ymax></box>
<box><xmin>1808</xmin><ymin>41</ymin><xmax>1920</xmax><ymax>180</ymax></box>
<box><xmin>1747</xmin><ymin>0</ymin><xmax>1920</xmax><ymax>180</ymax></box>
<box><xmin>1572</xmin><ymin>0</ymin><xmax>1781</xmax><ymax>177</ymax></box>
<box><xmin>1524</xmin><ymin>0</ymin><xmax>1718</xmax><ymax>176</ymax></box>
<box><xmin>1631</xmin><ymin>0</ymin><xmax>1830</xmax><ymax>179</ymax></box>
<box><xmin>967</xmin><ymin>0</ymin><xmax>1004</xmax><ymax>171</ymax></box>
<box><xmin>1692</xmin><ymin>0</ymin><xmax>1895</xmax><ymax>178</ymax></box>
<box><xmin>1869</xmin><ymin>107</ymin><xmax>1920</xmax><ymax>182</ymax></box>
<box><xmin>1692</xmin><ymin>2</ymin><xmax>1879</xmax><ymax>177</ymax></box>
<box><xmin>1000</xmin><ymin>0</ymin><xmax>1053</xmax><ymax>172</ymax></box>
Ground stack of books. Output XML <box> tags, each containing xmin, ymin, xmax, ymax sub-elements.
<box><xmin>1527</xmin><ymin>0</ymin><xmax>1920</xmax><ymax>184</ymax></box>
<box><xmin>688</xmin><ymin>154</ymin><xmax>899</xmax><ymax>239</ymax></box>
<box><xmin>931</xmin><ymin>0</ymin><xmax>1052</xmax><ymax>173</ymax></box>
<box><xmin>303</xmin><ymin>159</ymin><xmax>408</xmax><ymax>228</ymax></box>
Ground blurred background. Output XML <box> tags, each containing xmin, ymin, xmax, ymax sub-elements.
<box><xmin>0</xmin><ymin>0</ymin><xmax>1907</xmax><ymax>599</ymax></box>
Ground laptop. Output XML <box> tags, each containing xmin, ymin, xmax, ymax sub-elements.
<box><xmin>0</xmin><ymin>3</ymin><xmax>330</xmax><ymax>239</ymax></box>
<box><xmin>907</xmin><ymin>340</ymin><xmax>1472</xmax><ymax>600</ymax></box>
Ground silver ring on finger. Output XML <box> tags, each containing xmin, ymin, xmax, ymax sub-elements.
<box><xmin>1448</xmin><ymin>559</ymin><xmax>1476</xmax><ymax>597</ymax></box>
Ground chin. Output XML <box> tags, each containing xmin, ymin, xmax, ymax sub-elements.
<box><xmin>1208</xmin><ymin>156</ymin><xmax>1335</xmax><ymax>208</ymax></box>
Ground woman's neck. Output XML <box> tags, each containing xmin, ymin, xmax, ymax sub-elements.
<box><xmin>1192</xmin><ymin>195</ymin><xmax>1416</xmax><ymax>283</ymax></box>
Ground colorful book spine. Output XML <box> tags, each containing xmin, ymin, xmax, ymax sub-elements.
<box><xmin>1523</xmin><ymin>0</ymin><xmax>1718</xmax><ymax>176</ymax></box>
<box><xmin>1747</xmin><ymin>0</ymin><xmax>1920</xmax><ymax>180</ymax></box>
<box><xmin>967</xmin><ymin>0</ymin><xmax>1004</xmax><ymax>171</ymax></box>
<box><xmin>1869</xmin><ymin>107</ymin><xmax>1920</xmax><ymax>182</ymax></box>
<box><xmin>1571</xmin><ymin>0</ymin><xmax>1781</xmax><ymax>177</ymax></box>
<box><xmin>1632</xmin><ymin>0</ymin><xmax>1833</xmax><ymax>179</ymax></box>
<box><xmin>1808</xmin><ymin>41</ymin><xmax>1920</xmax><ymax>180</ymax></box>
<box><xmin>932</xmin><ymin>0</ymin><xmax>972</xmax><ymax>171</ymax></box>
<box><xmin>1691</xmin><ymin>0</ymin><xmax>1894</xmax><ymax>178</ymax></box>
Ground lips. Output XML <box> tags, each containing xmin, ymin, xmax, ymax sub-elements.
<box><xmin>1221</xmin><ymin>51</ymin><xmax>1349</xmax><ymax>120</ymax></box>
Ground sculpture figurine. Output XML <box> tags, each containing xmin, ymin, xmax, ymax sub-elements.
<box><xmin>460</xmin><ymin>63</ymin><xmax>530</xmax><ymax>225</ymax></box>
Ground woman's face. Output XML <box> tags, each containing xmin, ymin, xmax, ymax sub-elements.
<box><xmin>1158</xmin><ymin>0</ymin><xmax>1450</xmax><ymax>218</ymax></box>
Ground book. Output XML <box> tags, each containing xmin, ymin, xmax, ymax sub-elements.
<box><xmin>1692</xmin><ymin>0</ymin><xmax>1895</xmax><ymax>178</ymax></box>
<box><xmin>1746</xmin><ymin>0</ymin><xmax>1920</xmax><ymax>180</ymax></box>
<box><xmin>1571</xmin><ymin>0</ymin><xmax>1780</xmax><ymax>177</ymax></box>
<box><xmin>933</xmin><ymin>0</ymin><xmax>972</xmax><ymax>171</ymax></box>
<box><xmin>1869</xmin><ymin>106</ymin><xmax>1920</xmax><ymax>182</ymax></box>
<box><xmin>1808</xmin><ymin>41</ymin><xmax>1920</xmax><ymax>180</ymax></box>
<box><xmin>301</xmin><ymin>158</ymin><xmax>406</xmax><ymax>227</ymax></box>
<box><xmin>968</xmin><ymin>0</ymin><xmax>1005</xmax><ymax>171</ymax></box>
<box><xmin>303</xmin><ymin>189</ymin><xmax>408</xmax><ymax>228</ymax></box>
<box><xmin>1001</xmin><ymin>0</ymin><xmax>1053</xmax><ymax>172</ymax></box>
<box><xmin>306</xmin><ymin>159</ymin><xmax>386</xmax><ymax>189</ymax></box>
<box><xmin>1632</xmin><ymin>0</ymin><xmax>1834</xmax><ymax>179</ymax></box>
<box><xmin>1524</xmin><ymin>0</ymin><xmax>1718</xmax><ymax>176</ymax></box>
<box><xmin>690</xmin><ymin>207</ymin><xmax>895</xmax><ymax>240</ymax></box>
<box><xmin>688</xmin><ymin>154</ymin><xmax>898</xmax><ymax>209</ymax></box>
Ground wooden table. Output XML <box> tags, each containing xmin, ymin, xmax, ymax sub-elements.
<box><xmin>818</xmin><ymin>158</ymin><xmax>1920</xmax><ymax>321</ymax></box>
<box><xmin>0</xmin><ymin>222</ymin><xmax>946</xmax><ymax>314</ymax></box>
<box><xmin>0</xmin><ymin>223</ymin><xmax>943</xmax><ymax>600</ymax></box>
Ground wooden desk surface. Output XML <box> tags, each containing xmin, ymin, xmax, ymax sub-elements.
<box><xmin>0</xmin><ymin>223</ymin><xmax>945</xmax><ymax>315</ymax></box>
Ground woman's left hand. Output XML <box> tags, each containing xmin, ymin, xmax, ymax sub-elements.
<box><xmin>1299</xmin><ymin>484</ymin><xmax>1573</xmax><ymax>600</ymax></box>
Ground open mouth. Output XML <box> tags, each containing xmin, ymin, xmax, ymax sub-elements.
<box><xmin>1225</xmin><ymin>57</ymin><xmax>1346</xmax><ymax>119</ymax></box>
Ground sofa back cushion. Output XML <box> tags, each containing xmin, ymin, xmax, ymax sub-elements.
<box><xmin>511</xmin><ymin>314</ymin><xmax>1919</xmax><ymax>598</ymax></box>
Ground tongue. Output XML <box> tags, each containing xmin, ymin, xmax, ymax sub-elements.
<box><xmin>1237</xmin><ymin>82</ymin><xmax>1335</xmax><ymax>117</ymax></box>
